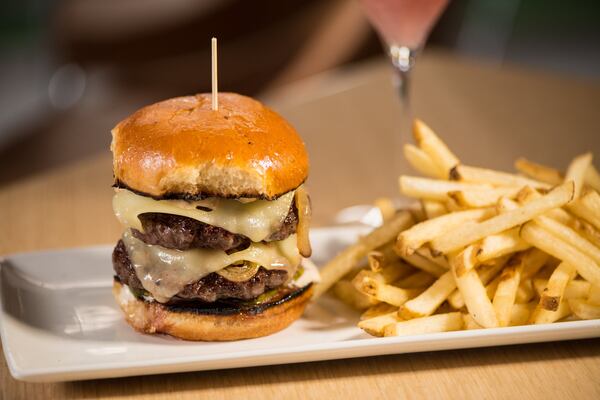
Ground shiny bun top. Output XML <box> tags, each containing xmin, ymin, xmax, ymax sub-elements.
<box><xmin>111</xmin><ymin>93</ymin><xmax>309</xmax><ymax>199</ymax></box>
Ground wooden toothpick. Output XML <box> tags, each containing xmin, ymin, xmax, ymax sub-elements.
<box><xmin>211</xmin><ymin>37</ymin><xmax>218</xmax><ymax>110</ymax></box>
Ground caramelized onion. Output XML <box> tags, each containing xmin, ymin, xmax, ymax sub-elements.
<box><xmin>295</xmin><ymin>186</ymin><xmax>312</xmax><ymax>257</ymax></box>
<box><xmin>216</xmin><ymin>262</ymin><xmax>260</xmax><ymax>282</ymax></box>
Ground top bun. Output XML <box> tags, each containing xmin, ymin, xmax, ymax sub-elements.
<box><xmin>111</xmin><ymin>93</ymin><xmax>309</xmax><ymax>200</ymax></box>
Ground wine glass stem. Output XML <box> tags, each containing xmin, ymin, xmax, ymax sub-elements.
<box><xmin>394</xmin><ymin>68</ymin><xmax>410</xmax><ymax>109</ymax></box>
<box><xmin>389</xmin><ymin>45</ymin><xmax>418</xmax><ymax>175</ymax></box>
<box><xmin>390</xmin><ymin>45</ymin><xmax>418</xmax><ymax>107</ymax></box>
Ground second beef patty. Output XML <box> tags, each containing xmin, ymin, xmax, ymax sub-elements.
<box><xmin>112</xmin><ymin>240</ymin><xmax>289</xmax><ymax>303</ymax></box>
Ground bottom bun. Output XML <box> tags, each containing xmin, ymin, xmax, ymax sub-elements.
<box><xmin>113</xmin><ymin>279</ymin><xmax>313</xmax><ymax>341</ymax></box>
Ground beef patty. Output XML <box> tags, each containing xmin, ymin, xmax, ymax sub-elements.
<box><xmin>132</xmin><ymin>204</ymin><xmax>298</xmax><ymax>253</ymax></box>
<box><xmin>112</xmin><ymin>240</ymin><xmax>289</xmax><ymax>303</ymax></box>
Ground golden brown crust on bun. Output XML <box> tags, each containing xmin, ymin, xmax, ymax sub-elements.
<box><xmin>111</xmin><ymin>93</ymin><xmax>309</xmax><ymax>200</ymax></box>
<box><xmin>113</xmin><ymin>280</ymin><xmax>312</xmax><ymax>341</ymax></box>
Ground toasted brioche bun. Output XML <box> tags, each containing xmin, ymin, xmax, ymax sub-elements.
<box><xmin>111</xmin><ymin>93</ymin><xmax>309</xmax><ymax>200</ymax></box>
<box><xmin>113</xmin><ymin>280</ymin><xmax>312</xmax><ymax>341</ymax></box>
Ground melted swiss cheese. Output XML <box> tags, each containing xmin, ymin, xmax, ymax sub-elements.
<box><xmin>113</xmin><ymin>189</ymin><xmax>295</xmax><ymax>242</ymax></box>
<box><xmin>122</xmin><ymin>230</ymin><xmax>300</xmax><ymax>303</ymax></box>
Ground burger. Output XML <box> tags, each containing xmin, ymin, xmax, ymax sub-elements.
<box><xmin>110</xmin><ymin>93</ymin><xmax>315</xmax><ymax>341</ymax></box>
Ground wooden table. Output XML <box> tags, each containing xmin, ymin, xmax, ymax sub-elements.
<box><xmin>1</xmin><ymin>51</ymin><xmax>600</xmax><ymax>399</ymax></box>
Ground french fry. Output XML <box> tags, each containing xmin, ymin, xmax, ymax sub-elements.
<box><xmin>537</xmin><ymin>262</ymin><xmax>577</xmax><ymax>311</ymax></box>
<box><xmin>447</xmin><ymin>258</ymin><xmax>506</xmax><ymax>309</ymax></box>
<box><xmin>395</xmin><ymin>271</ymin><xmax>436</xmax><ymax>289</ymax></box>
<box><xmin>515</xmin><ymin>186</ymin><xmax>540</xmax><ymax>204</ymax></box>
<box><xmin>367</xmin><ymin>251</ymin><xmax>385</xmax><ymax>272</ymax></box>
<box><xmin>532</xmin><ymin>279</ymin><xmax>546</xmax><ymax>298</ymax></box>
<box><xmin>360</xmin><ymin>303</ymin><xmax>397</xmax><ymax>320</ymax></box>
<box><xmin>521</xmin><ymin>222</ymin><xmax>600</xmax><ymax>287</ymax></box>
<box><xmin>510</xmin><ymin>303</ymin><xmax>536</xmax><ymax>326</ymax></box>
<box><xmin>514</xmin><ymin>158</ymin><xmax>563</xmax><ymax>185</ymax></box>
<box><xmin>452</xmin><ymin>245</ymin><xmax>478</xmax><ymax>277</ymax></box>
<box><xmin>409</xmin><ymin>207</ymin><xmax>427</xmax><ymax>223</ymax></box>
<box><xmin>333</xmin><ymin>280</ymin><xmax>377</xmax><ymax>310</ymax></box>
<box><xmin>569</xmin><ymin>202</ymin><xmax>600</xmax><ymax>231</ymax></box>
<box><xmin>376</xmin><ymin>241</ymin><xmax>401</xmax><ymax>260</ymax></box>
<box><xmin>565</xmin><ymin>280</ymin><xmax>591</xmax><ymax>301</ymax></box>
<box><xmin>445</xmin><ymin>197</ymin><xmax>463</xmax><ymax>212</ymax></box>
<box><xmin>421</xmin><ymin>199</ymin><xmax>447</xmax><ymax>219</ymax></box>
<box><xmin>352</xmin><ymin>265</ymin><xmax>411</xmax><ymax>292</ymax></box>
<box><xmin>534</xmin><ymin>215</ymin><xmax>600</xmax><ymax>264</ymax></box>
<box><xmin>565</xmin><ymin>279</ymin><xmax>592</xmax><ymax>300</ymax></box>
<box><xmin>533</xmin><ymin>279</ymin><xmax>591</xmax><ymax>300</ymax></box>
<box><xmin>358</xmin><ymin>312</ymin><xmax>401</xmax><ymax>337</ymax></box>
<box><xmin>447</xmin><ymin>292</ymin><xmax>464</xmax><ymax>310</ymax></box>
<box><xmin>476</xmin><ymin>228</ymin><xmax>530</xmax><ymax>263</ymax></box>
<box><xmin>451</xmin><ymin>254</ymin><xmax>499</xmax><ymax>328</ymax></box>
<box><xmin>400</xmin><ymin>253</ymin><xmax>446</xmax><ymax>277</ymax></box>
<box><xmin>403</xmin><ymin>144</ymin><xmax>446</xmax><ymax>179</ymax></box>
<box><xmin>565</xmin><ymin>153</ymin><xmax>593</xmax><ymax>198</ymax></box>
<box><xmin>383</xmin><ymin>312</ymin><xmax>463</xmax><ymax>337</ymax></box>
<box><xmin>396</xmin><ymin>207</ymin><xmax>495</xmax><ymax>256</ymax></box>
<box><xmin>568</xmin><ymin>299</ymin><xmax>600</xmax><ymax>320</ymax></box>
<box><xmin>515</xmin><ymin>187</ymin><xmax>579</xmax><ymax>227</ymax></box>
<box><xmin>484</xmin><ymin>274</ymin><xmax>502</xmax><ymax>301</ymax></box>
<box><xmin>450</xmin><ymin>165</ymin><xmax>551</xmax><ymax>189</ymax></box>
<box><xmin>530</xmin><ymin>297</ymin><xmax>571</xmax><ymax>324</ymax></box>
<box><xmin>493</xmin><ymin>263</ymin><xmax>522</xmax><ymax>326</ymax></box>
<box><xmin>584</xmin><ymin>164</ymin><xmax>600</xmax><ymax>192</ymax></box>
<box><xmin>354</xmin><ymin>276</ymin><xmax>421</xmax><ymax>307</ymax></box>
<box><xmin>399</xmin><ymin>271</ymin><xmax>456</xmax><ymax>318</ymax></box>
<box><xmin>496</xmin><ymin>195</ymin><xmax>518</xmax><ymax>213</ymax></box>
<box><xmin>588</xmin><ymin>285</ymin><xmax>600</xmax><ymax>305</ymax></box>
<box><xmin>544</xmin><ymin>208</ymin><xmax>579</xmax><ymax>226</ymax></box>
<box><xmin>314</xmin><ymin>211</ymin><xmax>414</xmax><ymax>298</ymax></box>
<box><xmin>381</xmin><ymin>261</ymin><xmax>414</xmax><ymax>282</ymax></box>
<box><xmin>480</xmin><ymin>255</ymin><xmax>512</xmax><ymax>279</ymax></box>
<box><xmin>520</xmin><ymin>248</ymin><xmax>551</xmax><ymax>279</ymax></box>
<box><xmin>374</xmin><ymin>197</ymin><xmax>397</xmax><ymax>222</ymax></box>
<box><xmin>516</xmin><ymin>278</ymin><xmax>535</xmax><ymax>304</ymax></box>
<box><xmin>576</xmin><ymin>219</ymin><xmax>600</xmax><ymax>249</ymax></box>
<box><xmin>431</xmin><ymin>182</ymin><xmax>575</xmax><ymax>254</ymax></box>
<box><xmin>351</xmin><ymin>270</ymin><xmax>380</xmax><ymax>289</ymax></box>
<box><xmin>568</xmin><ymin>189</ymin><xmax>600</xmax><ymax>230</ymax></box>
<box><xmin>448</xmin><ymin>186</ymin><xmax>522</xmax><ymax>208</ymax></box>
<box><xmin>415</xmin><ymin>247</ymin><xmax>450</xmax><ymax>269</ymax></box>
<box><xmin>462</xmin><ymin>313</ymin><xmax>483</xmax><ymax>330</ymax></box>
<box><xmin>413</xmin><ymin>119</ymin><xmax>460</xmax><ymax>174</ymax></box>
<box><xmin>547</xmin><ymin>208</ymin><xmax>578</xmax><ymax>226</ymax></box>
<box><xmin>400</xmin><ymin>176</ymin><xmax>495</xmax><ymax>201</ymax></box>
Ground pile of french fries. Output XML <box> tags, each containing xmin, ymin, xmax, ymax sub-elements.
<box><xmin>315</xmin><ymin>119</ymin><xmax>600</xmax><ymax>337</ymax></box>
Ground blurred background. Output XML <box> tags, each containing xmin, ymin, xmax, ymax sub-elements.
<box><xmin>1</xmin><ymin>0</ymin><xmax>599</xmax><ymax>187</ymax></box>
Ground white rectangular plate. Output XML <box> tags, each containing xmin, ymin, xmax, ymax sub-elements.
<box><xmin>1</xmin><ymin>226</ymin><xmax>599</xmax><ymax>382</ymax></box>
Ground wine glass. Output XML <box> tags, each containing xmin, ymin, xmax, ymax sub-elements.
<box><xmin>360</xmin><ymin>0</ymin><xmax>448</xmax><ymax>108</ymax></box>
<box><xmin>335</xmin><ymin>0</ymin><xmax>449</xmax><ymax>227</ymax></box>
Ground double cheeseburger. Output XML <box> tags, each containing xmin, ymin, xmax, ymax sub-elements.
<box><xmin>110</xmin><ymin>93</ymin><xmax>314</xmax><ymax>341</ymax></box>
